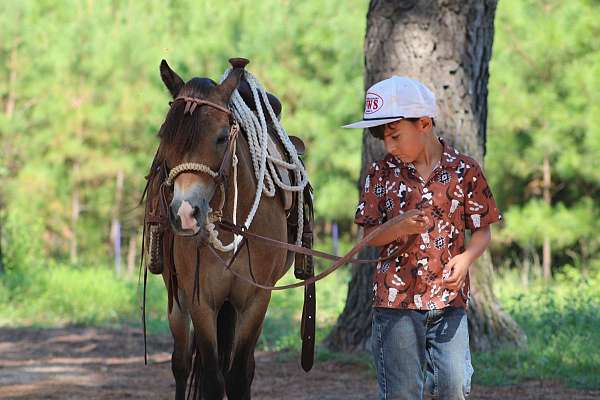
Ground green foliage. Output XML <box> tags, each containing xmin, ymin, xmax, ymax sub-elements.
<box><xmin>0</xmin><ymin>262</ymin><xmax>168</xmax><ymax>330</ymax></box>
<box><xmin>0</xmin><ymin>206</ymin><xmax>44</xmax><ymax>274</ymax></box>
<box><xmin>473</xmin><ymin>265</ymin><xmax>600</xmax><ymax>388</ymax></box>
<box><xmin>0</xmin><ymin>0</ymin><xmax>369</xmax><ymax>269</ymax></box>
<box><xmin>2</xmin><ymin>0</ymin><xmax>597</xmax><ymax>274</ymax></box>
<box><xmin>488</xmin><ymin>0</ymin><xmax>600</xmax><ymax>270</ymax></box>
<box><xmin>500</xmin><ymin>198</ymin><xmax>596</xmax><ymax>249</ymax></box>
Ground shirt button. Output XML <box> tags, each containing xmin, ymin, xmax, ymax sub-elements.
<box><xmin>423</xmin><ymin>187</ymin><xmax>429</xmax><ymax>193</ymax></box>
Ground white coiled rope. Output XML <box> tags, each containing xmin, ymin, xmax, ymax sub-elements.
<box><xmin>206</xmin><ymin>68</ymin><xmax>309</xmax><ymax>252</ymax></box>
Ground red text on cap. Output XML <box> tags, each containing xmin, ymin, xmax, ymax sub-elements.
<box><xmin>365</xmin><ymin>92</ymin><xmax>384</xmax><ymax>114</ymax></box>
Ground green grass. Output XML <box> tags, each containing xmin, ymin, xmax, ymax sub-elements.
<box><xmin>473</xmin><ymin>264</ymin><xmax>600</xmax><ymax>389</ymax></box>
<box><xmin>0</xmin><ymin>261</ymin><xmax>169</xmax><ymax>332</ymax></box>
<box><xmin>0</xmin><ymin>253</ymin><xmax>352</xmax><ymax>348</ymax></box>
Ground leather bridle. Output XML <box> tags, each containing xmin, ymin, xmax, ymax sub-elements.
<box><xmin>159</xmin><ymin>95</ymin><xmax>240</xmax><ymax>236</ymax></box>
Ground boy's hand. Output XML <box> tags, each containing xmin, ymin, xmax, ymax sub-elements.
<box><xmin>443</xmin><ymin>251</ymin><xmax>474</xmax><ymax>292</ymax></box>
<box><xmin>365</xmin><ymin>209</ymin><xmax>430</xmax><ymax>246</ymax></box>
<box><xmin>392</xmin><ymin>209</ymin><xmax>429</xmax><ymax>234</ymax></box>
<box><xmin>443</xmin><ymin>226</ymin><xmax>492</xmax><ymax>292</ymax></box>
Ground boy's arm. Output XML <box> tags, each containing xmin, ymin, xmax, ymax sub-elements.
<box><xmin>464</xmin><ymin>226</ymin><xmax>492</xmax><ymax>261</ymax></box>
<box><xmin>445</xmin><ymin>159</ymin><xmax>501</xmax><ymax>292</ymax></box>
<box><xmin>444</xmin><ymin>226</ymin><xmax>491</xmax><ymax>291</ymax></box>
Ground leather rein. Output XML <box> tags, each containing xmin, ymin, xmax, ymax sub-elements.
<box><xmin>157</xmin><ymin>95</ymin><xmax>416</xmax><ymax>291</ymax></box>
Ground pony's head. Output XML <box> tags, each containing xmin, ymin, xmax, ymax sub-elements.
<box><xmin>157</xmin><ymin>59</ymin><xmax>246</xmax><ymax>238</ymax></box>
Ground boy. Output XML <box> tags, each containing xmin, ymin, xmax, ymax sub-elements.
<box><xmin>343</xmin><ymin>76</ymin><xmax>502</xmax><ymax>400</ymax></box>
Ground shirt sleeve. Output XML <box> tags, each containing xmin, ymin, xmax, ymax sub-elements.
<box><xmin>354</xmin><ymin>162</ymin><xmax>386</xmax><ymax>226</ymax></box>
<box><xmin>462</xmin><ymin>161</ymin><xmax>502</xmax><ymax>231</ymax></box>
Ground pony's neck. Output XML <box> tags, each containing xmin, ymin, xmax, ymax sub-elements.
<box><xmin>220</xmin><ymin>129</ymin><xmax>257</xmax><ymax>222</ymax></box>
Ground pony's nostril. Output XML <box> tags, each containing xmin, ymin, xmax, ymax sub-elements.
<box><xmin>192</xmin><ymin>206</ymin><xmax>200</xmax><ymax>219</ymax></box>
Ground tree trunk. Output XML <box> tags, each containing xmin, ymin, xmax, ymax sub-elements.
<box><xmin>324</xmin><ymin>0</ymin><xmax>526</xmax><ymax>353</ymax></box>
<box><xmin>542</xmin><ymin>153</ymin><xmax>551</xmax><ymax>281</ymax></box>
<box><xmin>126</xmin><ymin>229</ymin><xmax>139</xmax><ymax>277</ymax></box>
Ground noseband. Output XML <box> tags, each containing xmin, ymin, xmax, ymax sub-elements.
<box><xmin>160</xmin><ymin>95</ymin><xmax>241</xmax><ymax>233</ymax></box>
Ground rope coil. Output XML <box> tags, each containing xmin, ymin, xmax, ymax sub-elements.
<box><xmin>211</xmin><ymin>68</ymin><xmax>308</xmax><ymax>249</ymax></box>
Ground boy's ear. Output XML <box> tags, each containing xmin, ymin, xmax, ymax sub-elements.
<box><xmin>418</xmin><ymin>117</ymin><xmax>433</xmax><ymax>131</ymax></box>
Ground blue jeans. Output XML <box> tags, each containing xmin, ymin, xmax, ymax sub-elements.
<box><xmin>370</xmin><ymin>306</ymin><xmax>473</xmax><ymax>400</ymax></box>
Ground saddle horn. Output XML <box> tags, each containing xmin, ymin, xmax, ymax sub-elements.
<box><xmin>219</xmin><ymin>58</ymin><xmax>250</xmax><ymax>102</ymax></box>
<box><xmin>229</xmin><ymin>57</ymin><xmax>250</xmax><ymax>69</ymax></box>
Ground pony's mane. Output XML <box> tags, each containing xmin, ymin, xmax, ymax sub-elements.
<box><xmin>157</xmin><ymin>77</ymin><xmax>223</xmax><ymax>154</ymax></box>
<box><xmin>158</xmin><ymin>76</ymin><xmax>280</xmax><ymax>158</ymax></box>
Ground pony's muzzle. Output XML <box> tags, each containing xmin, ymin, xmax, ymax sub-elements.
<box><xmin>169</xmin><ymin>192</ymin><xmax>211</xmax><ymax>238</ymax></box>
<box><xmin>169</xmin><ymin>198</ymin><xmax>211</xmax><ymax>239</ymax></box>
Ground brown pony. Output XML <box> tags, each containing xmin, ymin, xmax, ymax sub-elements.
<box><xmin>146</xmin><ymin>60</ymin><xmax>296</xmax><ymax>400</ymax></box>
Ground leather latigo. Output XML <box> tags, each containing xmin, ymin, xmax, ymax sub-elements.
<box><xmin>354</xmin><ymin>137</ymin><xmax>502</xmax><ymax>310</ymax></box>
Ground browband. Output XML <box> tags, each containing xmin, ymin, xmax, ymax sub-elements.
<box><xmin>170</xmin><ymin>96</ymin><xmax>232</xmax><ymax>116</ymax></box>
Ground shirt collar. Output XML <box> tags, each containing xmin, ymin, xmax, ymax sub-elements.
<box><xmin>383</xmin><ymin>136</ymin><xmax>461</xmax><ymax>170</ymax></box>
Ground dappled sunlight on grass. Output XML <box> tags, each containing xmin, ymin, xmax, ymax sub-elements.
<box><xmin>473</xmin><ymin>265</ymin><xmax>600</xmax><ymax>388</ymax></box>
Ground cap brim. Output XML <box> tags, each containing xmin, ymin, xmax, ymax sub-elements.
<box><xmin>342</xmin><ymin>117</ymin><xmax>404</xmax><ymax>129</ymax></box>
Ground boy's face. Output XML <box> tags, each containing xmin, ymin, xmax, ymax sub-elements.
<box><xmin>382</xmin><ymin>118</ymin><xmax>432</xmax><ymax>163</ymax></box>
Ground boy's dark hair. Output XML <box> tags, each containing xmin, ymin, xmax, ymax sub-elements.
<box><xmin>369</xmin><ymin>117</ymin><xmax>436</xmax><ymax>140</ymax></box>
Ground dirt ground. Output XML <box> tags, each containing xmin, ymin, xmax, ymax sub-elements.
<box><xmin>0</xmin><ymin>327</ymin><xmax>598</xmax><ymax>400</ymax></box>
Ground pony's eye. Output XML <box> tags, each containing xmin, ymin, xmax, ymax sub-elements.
<box><xmin>216</xmin><ymin>127</ymin><xmax>229</xmax><ymax>145</ymax></box>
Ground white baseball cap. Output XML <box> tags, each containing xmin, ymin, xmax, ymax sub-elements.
<box><xmin>342</xmin><ymin>76</ymin><xmax>437</xmax><ymax>129</ymax></box>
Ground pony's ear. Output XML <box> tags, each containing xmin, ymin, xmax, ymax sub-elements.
<box><xmin>160</xmin><ymin>59</ymin><xmax>185</xmax><ymax>98</ymax></box>
<box><xmin>218</xmin><ymin>57</ymin><xmax>249</xmax><ymax>102</ymax></box>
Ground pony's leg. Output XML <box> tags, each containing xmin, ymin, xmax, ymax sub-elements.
<box><xmin>168</xmin><ymin>289</ymin><xmax>193</xmax><ymax>400</ymax></box>
<box><xmin>189</xmin><ymin>301</ymin><xmax>226</xmax><ymax>400</ymax></box>
<box><xmin>217</xmin><ymin>301</ymin><xmax>236</xmax><ymax>379</ymax></box>
<box><xmin>225</xmin><ymin>291</ymin><xmax>271</xmax><ymax>400</ymax></box>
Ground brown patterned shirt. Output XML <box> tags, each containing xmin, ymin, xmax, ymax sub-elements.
<box><xmin>354</xmin><ymin>137</ymin><xmax>502</xmax><ymax>310</ymax></box>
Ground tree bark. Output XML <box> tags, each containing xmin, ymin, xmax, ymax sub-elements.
<box><xmin>542</xmin><ymin>153</ymin><xmax>551</xmax><ymax>281</ymax></box>
<box><xmin>324</xmin><ymin>0</ymin><xmax>526</xmax><ymax>353</ymax></box>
